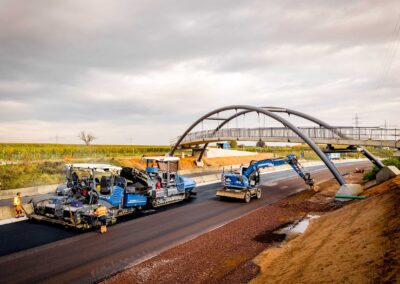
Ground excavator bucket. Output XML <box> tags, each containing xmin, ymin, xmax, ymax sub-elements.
<box><xmin>216</xmin><ymin>189</ymin><xmax>246</xmax><ymax>199</ymax></box>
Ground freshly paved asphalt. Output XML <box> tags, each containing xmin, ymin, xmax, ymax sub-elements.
<box><xmin>0</xmin><ymin>161</ymin><xmax>370</xmax><ymax>284</ymax></box>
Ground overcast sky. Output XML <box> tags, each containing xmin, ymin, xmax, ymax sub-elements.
<box><xmin>0</xmin><ymin>0</ymin><xmax>399</xmax><ymax>145</ymax></box>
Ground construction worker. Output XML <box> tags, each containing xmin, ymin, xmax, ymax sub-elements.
<box><xmin>95</xmin><ymin>205</ymin><xmax>108</xmax><ymax>234</ymax></box>
<box><xmin>13</xmin><ymin>192</ymin><xmax>23</xmax><ymax>218</ymax></box>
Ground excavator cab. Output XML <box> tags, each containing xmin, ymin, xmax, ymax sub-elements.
<box><xmin>248</xmin><ymin>170</ymin><xmax>260</xmax><ymax>187</ymax></box>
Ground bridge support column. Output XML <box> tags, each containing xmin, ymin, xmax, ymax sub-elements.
<box><xmin>359</xmin><ymin>148</ymin><xmax>384</xmax><ymax>169</ymax></box>
<box><xmin>336</xmin><ymin>184</ymin><xmax>363</xmax><ymax>199</ymax></box>
<box><xmin>376</xmin><ymin>166</ymin><xmax>400</xmax><ymax>183</ymax></box>
<box><xmin>195</xmin><ymin>160</ymin><xmax>204</xmax><ymax>167</ymax></box>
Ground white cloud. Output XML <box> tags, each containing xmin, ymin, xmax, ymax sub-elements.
<box><xmin>0</xmin><ymin>0</ymin><xmax>399</xmax><ymax>143</ymax></box>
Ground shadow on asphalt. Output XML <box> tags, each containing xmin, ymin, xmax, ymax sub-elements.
<box><xmin>0</xmin><ymin>221</ymin><xmax>80</xmax><ymax>257</ymax></box>
<box><xmin>0</xmin><ymin>198</ymin><xmax>200</xmax><ymax>257</ymax></box>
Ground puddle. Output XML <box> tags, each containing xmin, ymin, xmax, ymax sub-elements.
<box><xmin>275</xmin><ymin>214</ymin><xmax>320</xmax><ymax>241</ymax></box>
<box><xmin>254</xmin><ymin>215</ymin><xmax>320</xmax><ymax>245</ymax></box>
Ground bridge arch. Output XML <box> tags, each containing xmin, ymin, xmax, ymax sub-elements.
<box><xmin>189</xmin><ymin>107</ymin><xmax>383</xmax><ymax>169</ymax></box>
<box><xmin>170</xmin><ymin>105</ymin><xmax>346</xmax><ymax>186</ymax></box>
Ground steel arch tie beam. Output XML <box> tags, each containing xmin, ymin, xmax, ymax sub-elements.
<box><xmin>171</xmin><ymin>105</ymin><xmax>346</xmax><ymax>186</ymax></box>
<box><xmin>195</xmin><ymin>106</ymin><xmax>384</xmax><ymax>169</ymax></box>
<box><xmin>263</xmin><ymin>107</ymin><xmax>384</xmax><ymax>168</ymax></box>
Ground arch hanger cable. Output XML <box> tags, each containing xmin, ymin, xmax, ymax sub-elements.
<box><xmin>170</xmin><ymin>105</ymin><xmax>347</xmax><ymax>186</ymax></box>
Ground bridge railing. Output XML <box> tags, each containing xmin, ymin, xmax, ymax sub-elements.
<box><xmin>170</xmin><ymin>127</ymin><xmax>399</xmax><ymax>146</ymax></box>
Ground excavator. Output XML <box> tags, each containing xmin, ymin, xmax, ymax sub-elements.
<box><xmin>217</xmin><ymin>154</ymin><xmax>315</xmax><ymax>203</ymax></box>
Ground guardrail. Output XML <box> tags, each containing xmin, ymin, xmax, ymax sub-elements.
<box><xmin>170</xmin><ymin>127</ymin><xmax>399</xmax><ymax>147</ymax></box>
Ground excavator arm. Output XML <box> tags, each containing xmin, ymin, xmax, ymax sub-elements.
<box><xmin>286</xmin><ymin>154</ymin><xmax>315</xmax><ymax>188</ymax></box>
<box><xmin>224</xmin><ymin>154</ymin><xmax>315</xmax><ymax>190</ymax></box>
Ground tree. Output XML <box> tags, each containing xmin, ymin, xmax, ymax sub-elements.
<box><xmin>229</xmin><ymin>140</ymin><xmax>238</xmax><ymax>148</ymax></box>
<box><xmin>78</xmin><ymin>131</ymin><xmax>96</xmax><ymax>146</ymax></box>
<box><xmin>256</xmin><ymin>140</ymin><xmax>266</xmax><ymax>148</ymax></box>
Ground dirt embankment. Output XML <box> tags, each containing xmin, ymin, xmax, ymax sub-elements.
<box><xmin>252</xmin><ymin>176</ymin><xmax>400</xmax><ymax>284</ymax></box>
<box><xmin>115</xmin><ymin>153</ymin><xmax>274</xmax><ymax>171</ymax></box>
<box><xmin>105</xmin><ymin>171</ymin><xmax>369</xmax><ymax>284</ymax></box>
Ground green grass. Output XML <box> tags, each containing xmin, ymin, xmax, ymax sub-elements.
<box><xmin>363</xmin><ymin>157</ymin><xmax>400</xmax><ymax>181</ymax></box>
<box><xmin>0</xmin><ymin>157</ymin><xmax>127</xmax><ymax>190</ymax></box>
<box><xmin>0</xmin><ymin>162</ymin><xmax>65</xmax><ymax>190</ymax></box>
<box><xmin>0</xmin><ymin>143</ymin><xmax>172</xmax><ymax>161</ymax></box>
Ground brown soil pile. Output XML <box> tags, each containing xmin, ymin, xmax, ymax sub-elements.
<box><xmin>364</xmin><ymin>175</ymin><xmax>400</xmax><ymax>197</ymax></box>
<box><xmin>115</xmin><ymin>153</ymin><xmax>274</xmax><ymax>171</ymax></box>
<box><xmin>314</xmin><ymin>170</ymin><xmax>367</xmax><ymax>196</ymax></box>
<box><xmin>281</xmin><ymin>172</ymin><xmax>366</xmax><ymax>213</ymax></box>
<box><xmin>251</xmin><ymin>177</ymin><xmax>400</xmax><ymax>284</ymax></box>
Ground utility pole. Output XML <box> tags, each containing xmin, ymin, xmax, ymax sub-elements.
<box><xmin>381</xmin><ymin>120</ymin><xmax>396</xmax><ymax>140</ymax></box>
<box><xmin>49</xmin><ymin>134</ymin><xmax>64</xmax><ymax>144</ymax></box>
<box><xmin>384</xmin><ymin>120</ymin><xmax>387</xmax><ymax>140</ymax></box>
<box><xmin>130</xmin><ymin>136</ymin><xmax>134</xmax><ymax>155</ymax></box>
<box><xmin>352</xmin><ymin>113</ymin><xmax>360</xmax><ymax>139</ymax></box>
<box><xmin>352</xmin><ymin>113</ymin><xmax>360</xmax><ymax>128</ymax></box>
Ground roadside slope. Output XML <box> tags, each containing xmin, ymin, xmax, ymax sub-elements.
<box><xmin>252</xmin><ymin>176</ymin><xmax>400</xmax><ymax>284</ymax></box>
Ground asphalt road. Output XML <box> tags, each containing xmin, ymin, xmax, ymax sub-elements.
<box><xmin>0</xmin><ymin>161</ymin><xmax>370</xmax><ymax>284</ymax></box>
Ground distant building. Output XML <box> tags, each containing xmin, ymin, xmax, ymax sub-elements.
<box><xmin>327</xmin><ymin>153</ymin><xmax>341</xmax><ymax>160</ymax></box>
<box><xmin>216</xmin><ymin>142</ymin><xmax>231</xmax><ymax>149</ymax></box>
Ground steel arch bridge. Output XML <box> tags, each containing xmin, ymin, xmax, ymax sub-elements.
<box><xmin>170</xmin><ymin>105</ymin><xmax>398</xmax><ymax>186</ymax></box>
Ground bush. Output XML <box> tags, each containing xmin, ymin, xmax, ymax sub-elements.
<box><xmin>363</xmin><ymin>157</ymin><xmax>400</xmax><ymax>181</ymax></box>
<box><xmin>256</xmin><ymin>140</ymin><xmax>266</xmax><ymax>147</ymax></box>
<box><xmin>229</xmin><ymin>140</ymin><xmax>238</xmax><ymax>148</ymax></box>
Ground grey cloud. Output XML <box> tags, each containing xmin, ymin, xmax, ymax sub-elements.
<box><xmin>0</xmin><ymin>0</ymin><xmax>399</xmax><ymax>143</ymax></box>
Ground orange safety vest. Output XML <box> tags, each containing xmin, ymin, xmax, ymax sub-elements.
<box><xmin>13</xmin><ymin>196</ymin><xmax>21</xmax><ymax>206</ymax></box>
<box><xmin>95</xmin><ymin>206</ymin><xmax>107</xmax><ymax>217</ymax></box>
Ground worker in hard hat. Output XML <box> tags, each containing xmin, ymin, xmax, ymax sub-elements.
<box><xmin>13</xmin><ymin>192</ymin><xmax>23</xmax><ymax>218</ymax></box>
<box><xmin>95</xmin><ymin>205</ymin><xmax>108</xmax><ymax>234</ymax></box>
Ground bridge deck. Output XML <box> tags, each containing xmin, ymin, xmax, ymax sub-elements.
<box><xmin>171</xmin><ymin>127</ymin><xmax>399</xmax><ymax>148</ymax></box>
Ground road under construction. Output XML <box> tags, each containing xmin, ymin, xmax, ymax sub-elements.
<box><xmin>0</xmin><ymin>161</ymin><xmax>370</xmax><ymax>283</ymax></box>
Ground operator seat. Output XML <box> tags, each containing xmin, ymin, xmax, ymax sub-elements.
<box><xmin>100</xmin><ymin>176</ymin><xmax>111</xmax><ymax>195</ymax></box>
<box><xmin>115</xmin><ymin>177</ymin><xmax>127</xmax><ymax>189</ymax></box>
